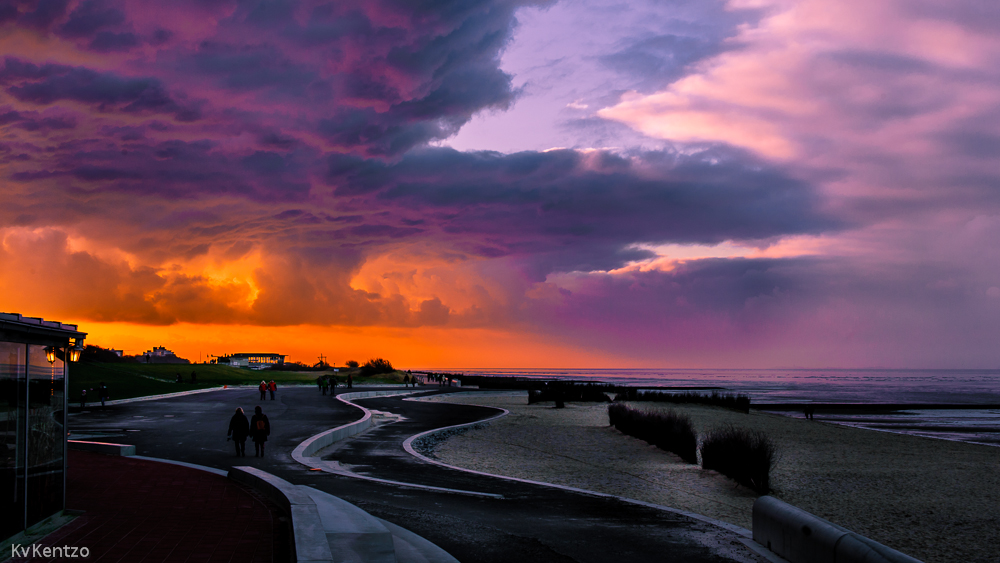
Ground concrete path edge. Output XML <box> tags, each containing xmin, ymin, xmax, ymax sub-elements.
<box><xmin>229</xmin><ymin>466</ymin><xmax>335</xmax><ymax>563</ymax></box>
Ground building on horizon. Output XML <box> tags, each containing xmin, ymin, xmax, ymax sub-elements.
<box><xmin>218</xmin><ymin>353</ymin><xmax>286</xmax><ymax>370</ymax></box>
<box><xmin>0</xmin><ymin>312</ymin><xmax>86</xmax><ymax>543</ymax></box>
<box><xmin>140</xmin><ymin>346</ymin><xmax>189</xmax><ymax>364</ymax></box>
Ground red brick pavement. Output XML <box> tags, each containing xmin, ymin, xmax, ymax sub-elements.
<box><xmin>13</xmin><ymin>451</ymin><xmax>289</xmax><ymax>563</ymax></box>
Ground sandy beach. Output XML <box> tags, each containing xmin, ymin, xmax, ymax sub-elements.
<box><xmin>419</xmin><ymin>392</ymin><xmax>1000</xmax><ymax>563</ymax></box>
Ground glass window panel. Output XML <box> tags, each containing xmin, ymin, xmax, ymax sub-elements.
<box><xmin>25</xmin><ymin>345</ymin><xmax>64</xmax><ymax>528</ymax></box>
<box><xmin>0</xmin><ymin>341</ymin><xmax>26</xmax><ymax>539</ymax></box>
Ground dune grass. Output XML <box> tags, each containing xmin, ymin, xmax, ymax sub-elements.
<box><xmin>614</xmin><ymin>389</ymin><xmax>751</xmax><ymax>413</ymax></box>
<box><xmin>608</xmin><ymin>403</ymin><xmax>698</xmax><ymax>463</ymax></box>
<box><xmin>700</xmin><ymin>424</ymin><xmax>778</xmax><ymax>493</ymax></box>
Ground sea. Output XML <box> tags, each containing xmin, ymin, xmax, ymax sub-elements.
<box><xmin>437</xmin><ymin>368</ymin><xmax>1000</xmax><ymax>448</ymax></box>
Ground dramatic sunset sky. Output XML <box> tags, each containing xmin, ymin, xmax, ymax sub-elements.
<box><xmin>2</xmin><ymin>0</ymin><xmax>999</xmax><ymax>368</ymax></box>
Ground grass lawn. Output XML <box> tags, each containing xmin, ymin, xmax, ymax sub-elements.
<box><xmin>68</xmin><ymin>362</ymin><xmax>414</xmax><ymax>402</ymax></box>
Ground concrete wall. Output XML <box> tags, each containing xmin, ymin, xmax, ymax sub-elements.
<box><xmin>67</xmin><ymin>440</ymin><xmax>135</xmax><ymax>456</ymax></box>
<box><xmin>753</xmin><ymin>496</ymin><xmax>923</xmax><ymax>563</ymax></box>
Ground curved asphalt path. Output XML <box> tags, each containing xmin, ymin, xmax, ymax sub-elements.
<box><xmin>69</xmin><ymin>386</ymin><xmax>773</xmax><ymax>563</ymax></box>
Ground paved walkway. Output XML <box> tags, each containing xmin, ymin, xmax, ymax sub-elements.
<box><xmin>15</xmin><ymin>451</ymin><xmax>288</xmax><ymax>563</ymax></box>
<box><xmin>66</xmin><ymin>387</ymin><xmax>774</xmax><ymax>563</ymax></box>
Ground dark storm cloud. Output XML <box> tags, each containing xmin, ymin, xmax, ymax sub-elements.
<box><xmin>0</xmin><ymin>58</ymin><xmax>199</xmax><ymax>120</ymax></box>
<box><xmin>9</xmin><ymin>139</ymin><xmax>314</xmax><ymax>201</ymax></box>
<box><xmin>327</xmin><ymin>146</ymin><xmax>841</xmax><ymax>273</ymax></box>
<box><xmin>18</xmin><ymin>0</ymin><xmax>70</xmax><ymax>30</ymax></box>
<box><xmin>57</xmin><ymin>0</ymin><xmax>125</xmax><ymax>38</ymax></box>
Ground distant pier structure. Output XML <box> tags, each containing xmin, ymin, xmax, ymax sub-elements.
<box><xmin>220</xmin><ymin>353</ymin><xmax>286</xmax><ymax>370</ymax></box>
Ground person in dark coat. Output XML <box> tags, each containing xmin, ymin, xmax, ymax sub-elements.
<box><xmin>99</xmin><ymin>382</ymin><xmax>109</xmax><ymax>406</ymax></box>
<box><xmin>321</xmin><ymin>376</ymin><xmax>329</xmax><ymax>395</ymax></box>
<box><xmin>250</xmin><ymin>406</ymin><xmax>270</xmax><ymax>457</ymax></box>
<box><xmin>227</xmin><ymin>407</ymin><xmax>250</xmax><ymax>457</ymax></box>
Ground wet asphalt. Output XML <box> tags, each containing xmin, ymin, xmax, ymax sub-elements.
<box><xmin>68</xmin><ymin>386</ymin><xmax>771</xmax><ymax>563</ymax></box>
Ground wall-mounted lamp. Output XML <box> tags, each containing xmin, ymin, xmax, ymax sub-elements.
<box><xmin>44</xmin><ymin>346</ymin><xmax>57</xmax><ymax>364</ymax></box>
<box><xmin>68</xmin><ymin>339</ymin><xmax>84</xmax><ymax>362</ymax></box>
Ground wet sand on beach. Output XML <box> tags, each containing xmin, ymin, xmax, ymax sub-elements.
<box><xmin>421</xmin><ymin>393</ymin><xmax>1000</xmax><ymax>563</ymax></box>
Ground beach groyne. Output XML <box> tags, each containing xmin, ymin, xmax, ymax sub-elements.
<box><xmin>753</xmin><ymin>496</ymin><xmax>922</xmax><ymax>563</ymax></box>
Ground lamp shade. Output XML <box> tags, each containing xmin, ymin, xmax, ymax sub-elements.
<box><xmin>68</xmin><ymin>347</ymin><xmax>82</xmax><ymax>362</ymax></box>
<box><xmin>44</xmin><ymin>346</ymin><xmax>56</xmax><ymax>364</ymax></box>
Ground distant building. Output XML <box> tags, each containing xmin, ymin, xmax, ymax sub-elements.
<box><xmin>220</xmin><ymin>353</ymin><xmax>285</xmax><ymax>370</ymax></box>
<box><xmin>140</xmin><ymin>346</ymin><xmax>189</xmax><ymax>364</ymax></box>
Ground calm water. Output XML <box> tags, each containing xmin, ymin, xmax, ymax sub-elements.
<box><xmin>435</xmin><ymin>368</ymin><xmax>1000</xmax><ymax>447</ymax></box>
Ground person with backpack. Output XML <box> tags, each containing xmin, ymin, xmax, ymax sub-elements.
<box><xmin>268</xmin><ymin>380</ymin><xmax>277</xmax><ymax>400</ymax></box>
<box><xmin>227</xmin><ymin>407</ymin><xmax>250</xmax><ymax>457</ymax></box>
<box><xmin>258</xmin><ymin>380</ymin><xmax>267</xmax><ymax>400</ymax></box>
<box><xmin>250</xmin><ymin>406</ymin><xmax>270</xmax><ymax>457</ymax></box>
<box><xmin>321</xmin><ymin>376</ymin><xmax>329</xmax><ymax>395</ymax></box>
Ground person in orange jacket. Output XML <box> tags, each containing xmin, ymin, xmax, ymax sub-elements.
<box><xmin>268</xmin><ymin>379</ymin><xmax>277</xmax><ymax>400</ymax></box>
<box><xmin>258</xmin><ymin>380</ymin><xmax>267</xmax><ymax>400</ymax></box>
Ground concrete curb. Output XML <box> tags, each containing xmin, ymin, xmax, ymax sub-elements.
<box><xmin>131</xmin><ymin>455</ymin><xmax>229</xmax><ymax>477</ymax></box>
<box><xmin>753</xmin><ymin>496</ymin><xmax>923</xmax><ymax>563</ymax></box>
<box><xmin>229</xmin><ymin>465</ymin><xmax>459</xmax><ymax>563</ymax></box>
<box><xmin>76</xmin><ymin>386</ymin><xmax>231</xmax><ymax>407</ymax></box>
<box><xmin>229</xmin><ymin>467</ymin><xmax>334</xmax><ymax>563</ymax></box>
<box><xmin>291</xmin><ymin>390</ymin><xmax>421</xmax><ymax>460</ymax></box>
<box><xmin>67</xmin><ymin>440</ymin><xmax>136</xmax><ymax>456</ymax></box>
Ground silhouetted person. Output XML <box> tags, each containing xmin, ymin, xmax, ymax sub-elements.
<box><xmin>99</xmin><ymin>382</ymin><xmax>109</xmax><ymax>407</ymax></box>
<box><xmin>403</xmin><ymin>374</ymin><xmax>410</xmax><ymax>387</ymax></box>
<box><xmin>804</xmin><ymin>407</ymin><xmax>815</xmax><ymax>420</ymax></box>
<box><xmin>321</xmin><ymin>376</ymin><xmax>329</xmax><ymax>395</ymax></box>
<box><xmin>80</xmin><ymin>388</ymin><xmax>87</xmax><ymax>408</ymax></box>
<box><xmin>258</xmin><ymin>380</ymin><xmax>267</xmax><ymax>400</ymax></box>
<box><xmin>227</xmin><ymin>407</ymin><xmax>249</xmax><ymax>457</ymax></box>
<box><xmin>347</xmin><ymin>373</ymin><xmax>353</xmax><ymax>388</ymax></box>
<box><xmin>317</xmin><ymin>376</ymin><xmax>324</xmax><ymax>393</ymax></box>
<box><xmin>268</xmin><ymin>380</ymin><xmax>277</xmax><ymax>400</ymax></box>
<box><xmin>191</xmin><ymin>371</ymin><xmax>197</xmax><ymax>384</ymax></box>
<box><xmin>250</xmin><ymin>406</ymin><xmax>270</xmax><ymax>457</ymax></box>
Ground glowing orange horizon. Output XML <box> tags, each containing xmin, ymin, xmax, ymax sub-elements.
<box><xmin>75</xmin><ymin>322</ymin><xmax>637</xmax><ymax>371</ymax></box>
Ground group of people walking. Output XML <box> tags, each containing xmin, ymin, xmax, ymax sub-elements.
<box><xmin>316</xmin><ymin>374</ymin><xmax>338</xmax><ymax>395</ymax></box>
<box><xmin>258</xmin><ymin>380</ymin><xmax>277</xmax><ymax>400</ymax></box>
<box><xmin>227</xmin><ymin>406</ymin><xmax>270</xmax><ymax>457</ymax></box>
<box><xmin>80</xmin><ymin>382</ymin><xmax>110</xmax><ymax>408</ymax></box>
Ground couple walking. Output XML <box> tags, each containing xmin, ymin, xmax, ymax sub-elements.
<box><xmin>258</xmin><ymin>380</ymin><xmax>277</xmax><ymax>400</ymax></box>
<box><xmin>227</xmin><ymin>406</ymin><xmax>270</xmax><ymax>457</ymax></box>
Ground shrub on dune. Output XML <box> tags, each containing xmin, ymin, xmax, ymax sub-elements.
<box><xmin>360</xmin><ymin>358</ymin><xmax>394</xmax><ymax>376</ymax></box>
<box><xmin>699</xmin><ymin>424</ymin><xmax>778</xmax><ymax>493</ymax></box>
<box><xmin>608</xmin><ymin>403</ymin><xmax>698</xmax><ymax>463</ymax></box>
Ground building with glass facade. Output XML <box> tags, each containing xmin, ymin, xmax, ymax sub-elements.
<box><xmin>1</xmin><ymin>313</ymin><xmax>85</xmax><ymax>542</ymax></box>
